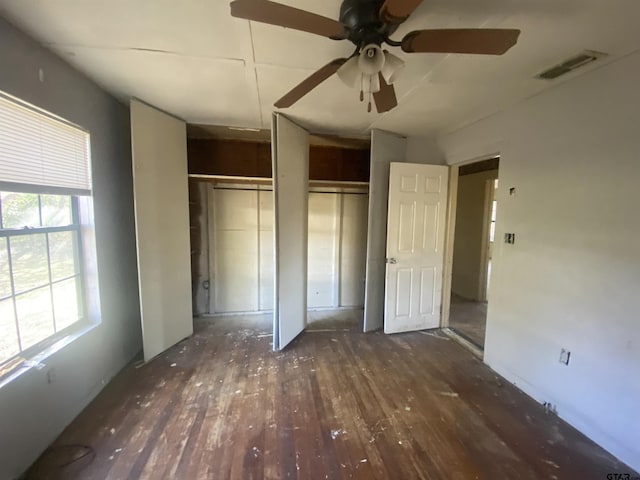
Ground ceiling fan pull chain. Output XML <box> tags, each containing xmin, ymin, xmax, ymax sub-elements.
<box><xmin>360</xmin><ymin>74</ymin><xmax>364</xmax><ymax>102</ymax></box>
<box><xmin>367</xmin><ymin>76</ymin><xmax>372</xmax><ymax>112</ymax></box>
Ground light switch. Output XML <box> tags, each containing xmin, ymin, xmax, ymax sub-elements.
<box><xmin>504</xmin><ymin>233</ymin><xmax>516</xmax><ymax>244</ymax></box>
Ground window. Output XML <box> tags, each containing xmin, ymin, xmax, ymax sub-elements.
<box><xmin>0</xmin><ymin>92</ymin><xmax>92</xmax><ymax>368</ymax></box>
<box><xmin>0</xmin><ymin>192</ymin><xmax>84</xmax><ymax>363</ymax></box>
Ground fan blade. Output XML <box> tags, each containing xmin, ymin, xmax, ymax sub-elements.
<box><xmin>230</xmin><ymin>0</ymin><xmax>346</xmax><ymax>39</ymax></box>
<box><xmin>402</xmin><ymin>28</ymin><xmax>521</xmax><ymax>55</ymax></box>
<box><xmin>275</xmin><ymin>58</ymin><xmax>347</xmax><ymax>108</ymax></box>
<box><xmin>379</xmin><ymin>0</ymin><xmax>424</xmax><ymax>24</ymax></box>
<box><xmin>373</xmin><ymin>73</ymin><xmax>398</xmax><ymax>113</ymax></box>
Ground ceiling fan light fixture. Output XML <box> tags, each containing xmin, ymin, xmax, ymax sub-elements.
<box><xmin>337</xmin><ymin>55</ymin><xmax>361</xmax><ymax>87</ymax></box>
<box><xmin>364</xmin><ymin>73</ymin><xmax>381</xmax><ymax>93</ymax></box>
<box><xmin>358</xmin><ymin>43</ymin><xmax>385</xmax><ymax>76</ymax></box>
<box><xmin>381</xmin><ymin>50</ymin><xmax>405</xmax><ymax>84</ymax></box>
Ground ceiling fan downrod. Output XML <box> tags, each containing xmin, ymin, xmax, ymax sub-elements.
<box><xmin>339</xmin><ymin>0</ymin><xmax>396</xmax><ymax>50</ymax></box>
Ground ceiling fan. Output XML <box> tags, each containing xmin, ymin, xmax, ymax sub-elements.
<box><xmin>230</xmin><ymin>0</ymin><xmax>520</xmax><ymax>113</ymax></box>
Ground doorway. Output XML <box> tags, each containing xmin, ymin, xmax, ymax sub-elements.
<box><xmin>448</xmin><ymin>157</ymin><xmax>499</xmax><ymax>349</ymax></box>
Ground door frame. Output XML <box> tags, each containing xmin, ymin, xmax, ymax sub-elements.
<box><xmin>478</xmin><ymin>178</ymin><xmax>497</xmax><ymax>302</ymax></box>
<box><xmin>440</xmin><ymin>152</ymin><xmax>501</xmax><ymax>329</ymax></box>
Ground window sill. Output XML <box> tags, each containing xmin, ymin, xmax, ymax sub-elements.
<box><xmin>0</xmin><ymin>321</ymin><xmax>99</xmax><ymax>390</ymax></box>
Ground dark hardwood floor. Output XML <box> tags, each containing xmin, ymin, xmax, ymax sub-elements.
<box><xmin>26</xmin><ymin>315</ymin><xmax>636</xmax><ymax>479</ymax></box>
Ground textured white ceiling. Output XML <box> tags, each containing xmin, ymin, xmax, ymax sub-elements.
<box><xmin>1</xmin><ymin>0</ymin><xmax>639</xmax><ymax>137</ymax></box>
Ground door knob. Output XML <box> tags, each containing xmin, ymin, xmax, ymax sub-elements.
<box><xmin>387</xmin><ymin>258</ymin><xmax>397</xmax><ymax>264</ymax></box>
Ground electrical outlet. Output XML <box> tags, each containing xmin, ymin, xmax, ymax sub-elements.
<box><xmin>559</xmin><ymin>348</ymin><xmax>571</xmax><ymax>365</ymax></box>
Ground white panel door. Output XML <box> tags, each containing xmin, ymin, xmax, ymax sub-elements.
<box><xmin>272</xmin><ymin>114</ymin><xmax>309</xmax><ymax>350</ymax></box>
<box><xmin>130</xmin><ymin>100</ymin><xmax>193</xmax><ymax>361</ymax></box>
<box><xmin>384</xmin><ymin>162</ymin><xmax>449</xmax><ymax>334</ymax></box>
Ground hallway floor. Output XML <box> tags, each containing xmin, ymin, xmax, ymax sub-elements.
<box><xmin>449</xmin><ymin>294</ymin><xmax>488</xmax><ymax>348</ymax></box>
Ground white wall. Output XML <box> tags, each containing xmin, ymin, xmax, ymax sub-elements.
<box><xmin>439</xmin><ymin>52</ymin><xmax>640</xmax><ymax>471</ymax></box>
<box><xmin>0</xmin><ymin>18</ymin><xmax>140</xmax><ymax>478</ymax></box>
<box><xmin>364</xmin><ymin>130</ymin><xmax>407</xmax><ymax>331</ymax></box>
<box><xmin>405</xmin><ymin>136</ymin><xmax>446</xmax><ymax>165</ymax></box>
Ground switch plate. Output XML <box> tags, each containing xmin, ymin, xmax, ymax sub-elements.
<box><xmin>559</xmin><ymin>348</ymin><xmax>571</xmax><ymax>365</ymax></box>
<box><xmin>504</xmin><ymin>233</ymin><xmax>516</xmax><ymax>244</ymax></box>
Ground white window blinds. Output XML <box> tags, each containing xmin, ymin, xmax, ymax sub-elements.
<box><xmin>0</xmin><ymin>93</ymin><xmax>91</xmax><ymax>194</ymax></box>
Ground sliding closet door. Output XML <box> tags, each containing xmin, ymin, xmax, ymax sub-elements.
<box><xmin>307</xmin><ymin>191</ymin><xmax>368</xmax><ymax>309</ymax></box>
<box><xmin>209</xmin><ymin>186</ymin><xmax>366</xmax><ymax>314</ymax></box>
<box><xmin>340</xmin><ymin>193</ymin><xmax>369</xmax><ymax>307</ymax></box>
<box><xmin>307</xmin><ymin>193</ymin><xmax>339</xmax><ymax>308</ymax></box>
<box><xmin>209</xmin><ymin>186</ymin><xmax>273</xmax><ymax>314</ymax></box>
<box><xmin>258</xmin><ymin>190</ymin><xmax>274</xmax><ymax>311</ymax></box>
<box><xmin>211</xmin><ymin>188</ymin><xmax>259</xmax><ymax>313</ymax></box>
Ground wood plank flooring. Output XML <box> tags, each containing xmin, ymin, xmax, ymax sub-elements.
<box><xmin>25</xmin><ymin>314</ymin><xmax>636</xmax><ymax>479</ymax></box>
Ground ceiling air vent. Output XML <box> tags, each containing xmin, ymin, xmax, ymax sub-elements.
<box><xmin>535</xmin><ymin>50</ymin><xmax>608</xmax><ymax>80</ymax></box>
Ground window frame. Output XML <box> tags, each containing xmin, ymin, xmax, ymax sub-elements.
<box><xmin>0</xmin><ymin>190</ymin><xmax>89</xmax><ymax>367</ymax></box>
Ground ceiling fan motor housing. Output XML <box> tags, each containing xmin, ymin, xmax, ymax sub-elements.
<box><xmin>339</xmin><ymin>0</ymin><xmax>397</xmax><ymax>49</ymax></box>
